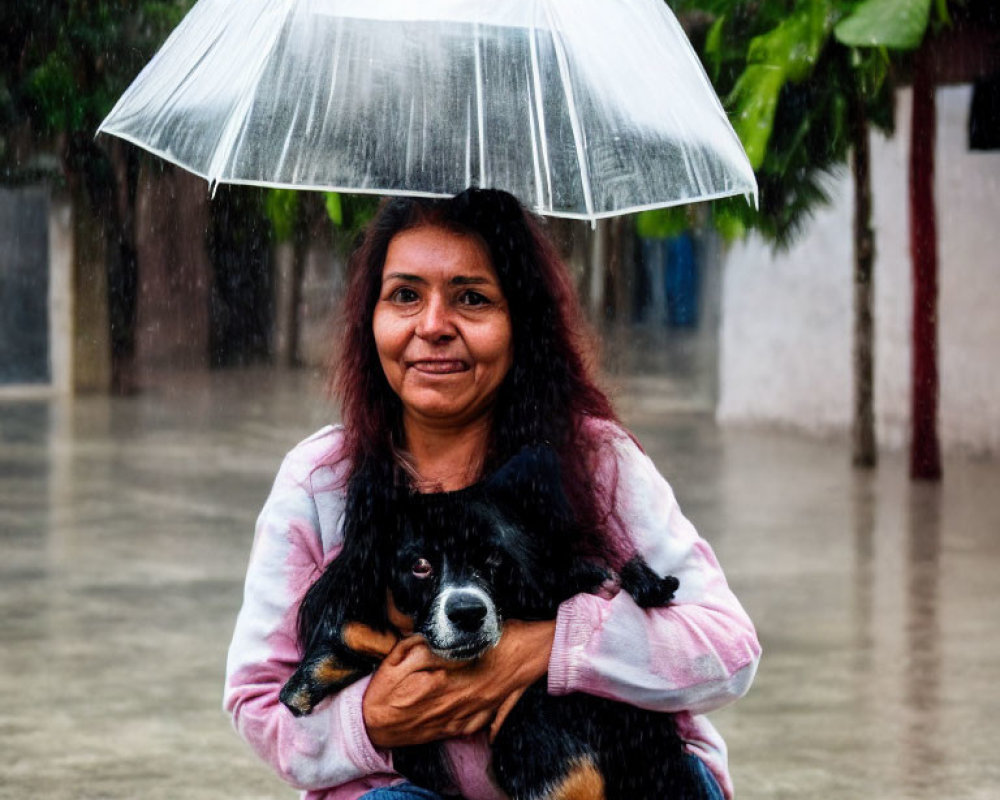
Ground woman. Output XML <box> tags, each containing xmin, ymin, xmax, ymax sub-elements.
<box><xmin>224</xmin><ymin>188</ymin><xmax>760</xmax><ymax>800</ymax></box>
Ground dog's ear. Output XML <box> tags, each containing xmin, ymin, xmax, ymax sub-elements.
<box><xmin>483</xmin><ymin>445</ymin><xmax>572</xmax><ymax>527</ymax></box>
<box><xmin>296</xmin><ymin>458</ymin><xmax>399</xmax><ymax>652</ymax></box>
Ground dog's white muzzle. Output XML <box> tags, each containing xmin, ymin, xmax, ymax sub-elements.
<box><xmin>425</xmin><ymin>584</ymin><xmax>501</xmax><ymax>660</ymax></box>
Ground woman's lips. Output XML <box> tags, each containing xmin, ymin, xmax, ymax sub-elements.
<box><xmin>409</xmin><ymin>359</ymin><xmax>470</xmax><ymax>374</ymax></box>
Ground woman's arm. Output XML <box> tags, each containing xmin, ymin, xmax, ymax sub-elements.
<box><xmin>224</xmin><ymin>429</ymin><xmax>394</xmax><ymax>791</ymax></box>
<box><xmin>547</xmin><ymin>425</ymin><xmax>761</xmax><ymax>714</ymax></box>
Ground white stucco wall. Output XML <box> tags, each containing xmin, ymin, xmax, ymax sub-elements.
<box><xmin>718</xmin><ymin>85</ymin><xmax>1000</xmax><ymax>455</ymax></box>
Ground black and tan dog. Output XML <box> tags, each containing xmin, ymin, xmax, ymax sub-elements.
<box><xmin>280</xmin><ymin>447</ymin><xmax>711</xmax><ymax>799</ymax></box>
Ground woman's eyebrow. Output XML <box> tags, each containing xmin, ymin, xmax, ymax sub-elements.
<box><xmin>383</xmin><ymin>272</ymin><xmax>426</xmax><ymax>284</ymax></box>
<box><xmin>449</xmin><ymin>276</ymin><xmax>491</xmax><ymax>286</ymax></box>
<box><xmin>382</xmin><ymin>273</ymin><xmax>492</xmax><ymax>286</ymax></box>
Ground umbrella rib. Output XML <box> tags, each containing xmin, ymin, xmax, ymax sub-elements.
<box><xmin>206</xmin><ymin>0</ymin><xmax>296</xmax><ymax>187</ymax></box>
<box><xmin>473</xmin><ymin>22</ymin><xmax>486</xmax><ymax>187</ymax></box>
<box><xmin>528</xmin><ymin>6</ymin><xmax>552</xmax><ymax>212</ymax></box>
<box><xmin>465</xmin><ymin>98</ymin><xmax>473</xmax><ymax>188</ymax></box>
<box><xmin>317</xmin><ymin>17</ymin><xmax>344</xmax><ymax>171</ymax></box>
<box><xmin>406</xmin><ymin>94</ymin><xmax>416</xmax><ymax>180</ymax></box>
<box><xmin>526</xmin><ymin>69</ymin><xmax>544</xmax><ymax>212</ymax></box>
<box><xmin>541</xmin><ymin>0</ymin><xmax>594</xmax><ymax>219</ymax></box>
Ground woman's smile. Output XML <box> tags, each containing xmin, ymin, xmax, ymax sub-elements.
<box><xmin>408</xmin><ymin>359</ymin><xmax>471</xmax><ymax>375</ymax></box>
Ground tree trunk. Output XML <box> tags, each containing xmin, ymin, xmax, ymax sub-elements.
<box><xmin>607</xmin><ymin>215</ymin><xmax>634</xmax><ymax>323</ymax></box>
<box><xmin>587</xmin><ymin>220</ymin><xmax>608</xmax><ymax>322</ymax></box>
<box><xmin>134</xmin><ymin>163</ymin><xmax>212</xmax><ymax>378</ymax></box>
<box><xmin>272</xmin><ymin>241</ymin><xmax>297</xmax><ymax>366</ymax></box>
<box><xmin>64</xmin><ymin>135</ymin><xmax>112</xmax><ymax>393</ymax></box>
<box><xmin>284</xmin><ymin>202</ymin><xmax>309</xmax><ymax>368</ymax></box>
<box><xmin>106</xmin><ymin>140</ymin><xmax>140</xmax><ymax>394</ymax></box>
<box><xmin>909</xmin><ymin>46</ymin><xmax>942</xmax><ymax>480</ymax></box>
<box><xmin>275</xmin><ymin>193</ymin><xmax>323</xmax><ymax>367</ymax></box>
<box><xmin>851</xmin><ymin>90</ymin><xmax>877</xmax><ymax>468</ymax></box>
<box><xmin>587</xmin><ymin>216</ymin><xmax>635</xmax><ymax>324</ymax></box>
<box><xmin>208</xmin><ymin>187</ymin><xmax>273</xmax><ymax>367</ymax></box>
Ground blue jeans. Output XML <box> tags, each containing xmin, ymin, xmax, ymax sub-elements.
<box><xmin>359</xmin><ymin>754</ymin><xmax>725</xmax><ymax>799</ymax></box>
<box><xmin>689</xmin><ymin>753</ymin><xmax>726</xmax><ymax>800</ymax></box>
<box><xmin>360</xmin><ymin>785</ymin><xmax>445</xmax><ymax>800</ymax></box>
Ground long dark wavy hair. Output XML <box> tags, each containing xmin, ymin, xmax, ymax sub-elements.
<box><xmin>327</xmin><ymin>187</ymin><xmax>626</xmax><ymax>561</ymax></box>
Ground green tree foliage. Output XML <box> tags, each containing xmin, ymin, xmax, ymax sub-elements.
<box><xmin>1</xmin><ymin>1</ymin><xmax>193</xmax><ymax>180</ymax></box>
<box><xmin>328</xmin><ymin>193</ymin><xmax>382</xmax><ymax>246</ymax></box>
<box><xmin>835</xmin><ymin>0</ymin><xmax>938</xmax><ymax>49</ymax></box>
<box><xmin>264</xmin><ymin>188</ymin><xmax>381</xmax><ymax>251</ymax></box>
<box><xmin>265</xmin><ymin>189</ymin><xmax>301</xmax><ymax>244</ymax></box>
<box><xmin>667</xmin><ymin>0</ymin><xmax>898</xmax><ymax>246</ymax></box>
<box><xmin>636</xmin><ymin>205</ymin><xmax>691</xmax><ymax>239</ymax></box>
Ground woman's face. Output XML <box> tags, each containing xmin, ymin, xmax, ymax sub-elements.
<box><xmin>372</xmin><ymin>225</ymin><xmax>514</xmax><ymax>430</ymax></box>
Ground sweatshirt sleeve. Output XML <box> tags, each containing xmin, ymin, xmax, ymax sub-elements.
<box><xmin>547</xmin><ymin>424</ymin><xmax>761</xmax><ymax>715</ymax></box>
<box><xmin>223</xmin><ymin>428</ymin><xmax>395</xmax><ymax>791</ymax></box>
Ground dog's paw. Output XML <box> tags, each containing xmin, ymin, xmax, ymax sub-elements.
<box><xmin>279</xmin><ymin>674</ymin><xmax>318</xmax><ymax>717</ymax></box>
<box><xmin>279</xmin><ymin>654</ymin><xmax>360</xmax><ymax>717</ymax></box>
<box><xmin>619</xmin><ymin>556</ymin><xmax>679</xmax><ymax>609</ymax></box>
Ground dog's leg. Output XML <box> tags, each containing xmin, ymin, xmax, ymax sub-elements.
<box><xmin>491</xmin><ymin>684</ymin><xmax>606</xmax><ymax>800</ymax></box>
<box><xmin>280</xmin><ymin>647</ymin><xmax>373</xmax><ymax>717</ymax></box>
<box><xmin>537</xmin><ymin>756</ymin><xmax>605</xmax><ymax>800</ymax></box>
<box><xmin>341</xmin><ymin>622</ymin><xmax>399</xmax><ymax>657</ymax></box>
<box><xmin>280</xmin><ymin>624</ymin><xmax>395</xmax><ymax>717</ymax></box>
<box><xmin>392</xmin><ymin>743</ymin><xmax>454</xmax><ymax>795</ymax></box>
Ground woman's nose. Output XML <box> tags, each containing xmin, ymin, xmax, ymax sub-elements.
<box><xmin>415</xmin><ymin>294</ymin><xmax>455</xmax><ymax>340</ymax></box>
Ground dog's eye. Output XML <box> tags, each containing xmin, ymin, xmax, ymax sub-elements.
<box><xmin>411</xmin><ymin>558</ymin><xmax>433</xmax><ymax>579</ymax></box>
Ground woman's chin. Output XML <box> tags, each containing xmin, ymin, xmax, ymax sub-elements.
<box><xmin>402</xmin><ymin>396</ymin><xmax>495</xmax><ymax>430</ymax></box>
<box><xmin>407</xmin><ymin>405</ymin><xmax>478</xmax><ymax>428</ymax></box>
<box><xmin>398</xmin><ymin>386</ymin><xmax>466</xmax><ymax>419</ymax></box>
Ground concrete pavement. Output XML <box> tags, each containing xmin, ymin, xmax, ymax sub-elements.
<box><xmin>2</xmin><ymin>367</ymin><xmax>998</xmax><ymax>799</ymax></box>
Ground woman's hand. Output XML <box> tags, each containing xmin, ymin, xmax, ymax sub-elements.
<box><xmin>362</xmin><ymin>619</ymin><xmax>556</xmax><ymax>749</ymax></box>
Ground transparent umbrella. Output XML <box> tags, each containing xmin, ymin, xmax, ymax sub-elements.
<box><xmin>98</xmin><ymin>0</ymin><xmax>756</xmax><ymax>221</ymax></box>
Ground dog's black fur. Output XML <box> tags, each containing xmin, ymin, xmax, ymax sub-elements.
<box><xmin>280</xmin><ymin>447</ymin><xmax>712</xmax><ymax>799</ymax></box>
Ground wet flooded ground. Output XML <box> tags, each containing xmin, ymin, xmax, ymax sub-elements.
<box><xmin>2</xmin><ymin>367</ymin><xmax>998</xmax><ymax>799</ymax></box>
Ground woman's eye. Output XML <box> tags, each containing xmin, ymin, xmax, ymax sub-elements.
<box><xmin>389</xmin><ymin>287</ymin><xmax>419</xmax><ymax>303</ymax></box>
<box><xmin>411</xmin><ymin>558</ymin><xmax>433</xmax><ymax>578</ymax></box>
<box><xmin>458</xmin><ymin>290</ymin><xmax>490</xmax><ymax>307</ymax></box>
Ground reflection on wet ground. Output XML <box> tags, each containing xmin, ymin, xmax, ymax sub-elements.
<box><xmin>2</xmin><ymin>367</ymin><xmax>998</xmax><ymax>799</ymax></box>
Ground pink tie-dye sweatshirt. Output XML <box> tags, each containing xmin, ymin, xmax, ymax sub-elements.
<box><xmin>224</xmin><ymin>421</ymin><xmax>760</xmax><ymax>799</ymax></box>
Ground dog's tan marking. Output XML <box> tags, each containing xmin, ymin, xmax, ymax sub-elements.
<box><xmin>387</xmin><ymin>592</ymin><xmax>415</xmax><ymax>636</ymax></box>
<box><xmin>311</xmin><ymin>656</ymin><xmax>355</xmax><ymax>686</ymax></box>
<box><xmin>342</xmin><ymin>622</ymin><xmax>398</xmax><ymax>657</ymax></box>
<box><xmin>544</xmin><ymin>757</ymin><xmax>605</xmax><ymax>800</ymax></box>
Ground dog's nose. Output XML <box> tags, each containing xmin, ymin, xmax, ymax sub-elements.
<box><xmin>444</xmin><ymin>593</ymin><xmax>488</xmax><ymax>632</ymax></box>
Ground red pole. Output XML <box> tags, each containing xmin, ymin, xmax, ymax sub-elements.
<box><xmin>909</xmin><ymin>45</ymin><xmax>942</xmax><ymax>480</ymax></box>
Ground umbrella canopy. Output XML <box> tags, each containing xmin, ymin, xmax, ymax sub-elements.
<box><xmin>99</xmin><ymin>0</ymin><xmax>756</xmax><ymax>221</ymax></box>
